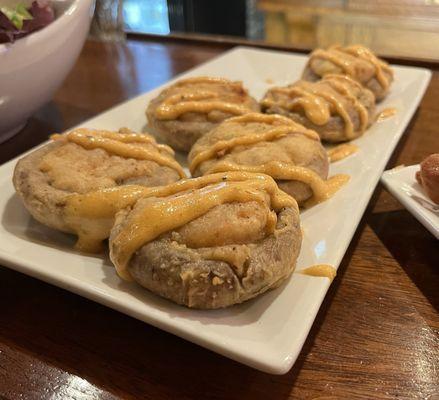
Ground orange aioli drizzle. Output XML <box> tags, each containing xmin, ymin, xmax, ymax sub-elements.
<box><xmin>299</xmin><ymin>264</ymin><xmax>337</xmax><ymax>282</ymax></box>
<box><xmin>263</xmin><ymin>75</ymin><xmax>370</xmax><ymax>139</ymax></box>
<box><xmin>303</xmin><ymin>174</ymin><xmax>350</xmax><ymax>208</ymax></box>
<box><xmin>173</xmin><ymin>76</ymin><xmax>242</xmax><ymax>87</ymax></box>
<box><xmin>311</xmin><ymin>48</ymin><xmax>356</xmax><ymax>76</ymax></box>
<box><xmin>310</xmin><ymin>45</ymin><xmax>393</xmax><ymax>92</ymax></box>
<box><xmin>375</xmin><ymin>107</ymin><xmax>397</xmax><ymax>122</ymax></box>
<box><xmin>62</xmin><ymin>171</ymin><xmax>297</xmax><ymax>265</ymax></box>
<box><xmin>261</xmin><ymin>86</ymin><xmax>331</xmax><ymax>126</ymax></box>
<box><xmin>107</xmin><ymin>172</ymin><xmax>298</xmax><ymax>280</ymax></box>
<box><xmin>204</xmin><ymin>161</ymin><xmax>350</xmax><ymax>206</ymax></box>
<box><xmin>342</xmin><ymin>45</ymin><xmax>393</xmax><ymax>90</ymax></box>
<box><xmin>64</xmin><ymin>185</ymin><xmax>150</xmax><ymax>253</ymax></box>
<box><xmin>303</xmin><ymin>84</ymin><xmax>356</xmax><ymax>138</ymax></box>
<box><xmin>154</xmin><ymin>77</ymin><xmax>254</xmax><ymax>120</ymax></box>
<box><xmin>189</xmin><ymin>113</ymin><xmax>319</xmax><ymax>174</ymax></box>
<box><xmin>189</xmin><ymin>126</ymin><xmax>318</xmax><ymax>174</ymax></box>
<box><xmin>91</xmin><ymin>128</ymin><xmax>175</xmax><ymax>155</ymax></box>
<box><xmin>52</xmin><ymin>129</ymin><xmax>186</xmax><ymax>178</ymax></box>
<box><xmin>322</xmin><ymin>74</ymin><xmax>370</xmax><ymax>132</ymax></box>
<box><xmin>188</xmin><ymin>113</ymin><xmax>349</xmax><ymax>205</ymax></box>
<box><xmin>226</xmin><ymin>112</ymin><xmax>313</xmax><ymax>127</ymax></box>
<box><xmin>327</xmin><ymin>143</ymin><xmax>359</xmax><ymax>162</ymax></box>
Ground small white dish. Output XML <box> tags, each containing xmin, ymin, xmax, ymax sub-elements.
<box><xmin>381</xmin><ymin>165</ymin><xmax>439</xmax><ymax>239</ymax></box>
<box><xmin>0</xmin><ymin>47</ymin><xmax>432</xmax><ymax>374</ymax></box>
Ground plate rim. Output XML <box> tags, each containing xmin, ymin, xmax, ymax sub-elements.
<box><xmin>381</xmin><ymin>165</ymin><xmax>439</xmax><ymax>239</ymax></box>
<box><xmin>0</xmin><ymin>46</ymin><xmax>433</xmax><ymax>374</ymax></box>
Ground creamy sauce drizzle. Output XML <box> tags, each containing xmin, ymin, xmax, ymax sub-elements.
<box><xmin>64</xmin><ymin>185</ymin><xmax>149</xmax><ymax>253</ymax></box>
<box><xmin>61</xmin><ymin>172</ymin><xmax>296</xmax><ymax>278</ymax></box>
<box><xmin>262</xmin><ymin>86</ymin><xmax>331</xmax><ymax>126</ymax></box>
<box><xmin>173</xmin><ymin>77</ymin><xmax>240</xmax><ymax>86</ymax></box>
<box><xmin>310</xmin><ymin>45</ymin><xmax>393</xmax><ymax>92</ymax></box>
<box><xmin>323</xmin><ymin>74</ymin><xmax>369</xmax><ymax>133</ymax></box>
<box><xmin>343</xmin><ymin>45</ymin><xmax>393</xmax><ymax>90</ymax></box>
<box><xmin>197</xmin><ymin>246</ymin><xmax>251</xmax><ymax>277</ymax></box>
<box><xmin>154</xmin><ymin>76</ymin><xmax>254</xmax><ymax>120</ymax></box>
<box><xmin>306</xmin><ymin>83</ymin><xmax>356</xmax><ymax>139</ymax></box>
<box><xmin>53</xmin><ymin>129</ymin><xmax>186</xmax><ymax>178</ymax></box>
<box><xmin>204</xmin><ymin>161</ymin><xmax>349</xmax><ymax>206</ymax></box>
<box><xmin>188</xmin><ymin>113</ymin><xmax>349</xmax><ymax>205</ymax></box>
<box><xmin>375</xmin><ymin>107</ymin><xmax>397</xmax><ymax>122</ymax></box>
<box><xmin>304</xmin><ymin>174</ymin><xmax>350</xmax><ymax>208</ymax></box>
<box><xmin>226</xmin><ymin>112</ymin><xmax>307</xmax><ymax>126</ymax></box>
<box><xmin>312</xmin><ymin>48</ymin><xmax>356</xmax><ymax>75</ymax></box>
<box><xmin>262</xmin><ymin>75</ymin><xmax>369</xmax><ymax>139</ymax></box>
<box><xmin>327</xmin><ymin>143</ymin><xmax>359</xmax><ymax>162</ymax></box>
<box><xmin>107</xmin><ymin>172</ymin><xmax>298</xmax><ymax>280</ymax></box>
<box><xmin>299</xmin><ymin>264</ymin><xmax>337</xmax><ymax>282</ymax></box>
<box><xmin>189</xmin><ymin>123</ymin><xmax>319</xmax><ymax>174</ymax></box>
<box><xmin>189</xmin><ymin>113</ymin><xmax>349</xmax><ymax>206</ymax></box>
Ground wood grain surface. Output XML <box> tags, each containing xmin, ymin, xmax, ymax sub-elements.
<box><xmin>0</xmin><ymin>38</ymin><xmax>438</xmax><ymax>400</ymax></box>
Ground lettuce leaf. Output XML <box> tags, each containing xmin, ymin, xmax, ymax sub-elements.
<box><xmin>0</xmin><ymin>4</ymin><xmax>33</xmax><ymax>30</ymax></box>
<box><xmin>0</xmin><ymin>1</ymin><xmax>54</xmax><ymax>43</ymax></box>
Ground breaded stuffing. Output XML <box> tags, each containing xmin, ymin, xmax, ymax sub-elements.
<box><xmin>39</xmin><ymin>143</ymin><xmax>168</xmax><ymax>193</ymax></box>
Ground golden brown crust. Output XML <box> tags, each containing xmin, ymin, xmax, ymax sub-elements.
<box><xmin>117</xmin><ymin>204</ymin><xmax>301</xmax><ymax>309</ymax></box>
<box><xmin>302</xmin><ymin>45</ymin><xmax>393</xmax><ymax>101</ymax></box>
<box><xmin>13</xmin><ymin>129</ymin><xmax>182</xmax><ymax>243</ymax></box>
<box><xmin>146</xmin><ymin>76</ymin><xmax>260</xmax><ymax>152</ymax></box>
<box><xmin>188</xmin><ymin>113</ymin><xmax>329</xmax><ymax>205</ymax></box>
<box><xmin>261</xmin><ymin>75</ymin><xmax>375</xmax><ymax>142</ymax></box>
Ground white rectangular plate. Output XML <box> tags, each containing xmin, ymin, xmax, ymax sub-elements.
<box><xmin>381</xmin><ymin>165</ymin><xmax>439</xmax><ymax>239</ymax></box>
<box><xmin>0</xmin><ymin>47</ymin><xmax>431</xmax><ymax>374</ymax></box>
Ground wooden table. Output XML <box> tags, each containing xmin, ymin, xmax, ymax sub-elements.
<box><xmin>0</xmin><ymin>38</ymin><xmax>438</xmax><ymax>400</ymax></box>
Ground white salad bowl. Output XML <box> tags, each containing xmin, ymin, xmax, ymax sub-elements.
<box><xmin>0</xmin><ymin>0</ymin><xmax>94</xmax><ymax>142</ymax></box>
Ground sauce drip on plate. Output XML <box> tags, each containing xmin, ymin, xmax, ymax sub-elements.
<box><xmin>328</xmin><ymin>143</ymin><xmax>359</xmax><ymax>162</ymax></box>
<box><xmin>299</xmin><ymin>264</ymin><xmax>337</xmax><ymax>282</ymax></box>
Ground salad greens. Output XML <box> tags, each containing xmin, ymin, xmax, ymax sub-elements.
<box><xmin>1</xmin><ymin>4</ymin><xmax>33</xmax><ymax>30</ymax></box>
<box><xmin>0</xmin><ymin>1</ymin><xmax>55</xmax><ymax>43</ymax></box>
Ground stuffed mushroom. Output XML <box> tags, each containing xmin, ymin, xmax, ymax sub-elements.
<box><xmin>261</xmin><ymin>74</ymin><xmax>375</xmax><ymax>143</ymax></box>
<box><xmin>13</xmin><ymin>128</ymin><xmax>185</xmax><ymax>252</ymax></box>
<box><xmin>146</xmin><ymin>76</ymin><xmax>259</xmax><ymax>152</ymax></box>
<box><xmin>188</xmin><ymin>113</ymin><xmax>343</xmax><ymax>206</ymax></box>
<box><xmin>109</xmin><ymin>172</ymin><xmax>302</xmax><ymax>309</ymax></box>
<box><xmin>302</xmin><ymin>45</ymin><xmax>393</xmax><ymax>101</ymax></box>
